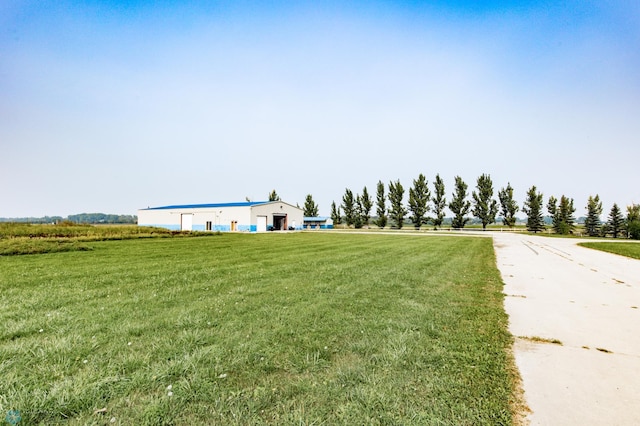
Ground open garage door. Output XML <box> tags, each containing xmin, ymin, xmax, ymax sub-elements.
<box><xmin>181</xmin><ymin>214</ymin><xmax>193</xmax><ymax>231</ymax></box>
<box><xmin>273</xmin><ymin>214</ymin><xmax>287</xmax><ymax>230</ymax></box>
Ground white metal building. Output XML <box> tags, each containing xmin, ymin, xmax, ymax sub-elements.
<box><xmin>138</xmin><ymin>201</ymin><xmax>304</xmax><ymax>232</ymax></box>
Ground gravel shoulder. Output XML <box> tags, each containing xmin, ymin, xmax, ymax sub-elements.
<box><xmin>493</xmin><ymin>232</ymin><xmax>640</xmax><ymax>425</ymax></box>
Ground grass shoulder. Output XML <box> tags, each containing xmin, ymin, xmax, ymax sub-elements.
<box><xmin>578</xmin><ymin>241</ymin><xmax>640</xmax><ymax>260</ymax></box>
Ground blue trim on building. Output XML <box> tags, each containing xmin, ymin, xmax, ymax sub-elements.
<box><xmin>304</xmin><ymin>224</ymin><xmax>333</xmax><ymax>229</ymax></box>
<box><xmin>140</xmin><ymin>216</ymin><xmax>305</xmax><ymax>233</ymax></box>
<box><xmin>303</xmin><ymin>216</ymin><xmax>332</xmax><ymax>230</ymax></box>
<box><xmin>141</xmin><ymin>223</ymin><xmax>265</xmax><ymax>232</ymax></box>
<box><xmin>142</xmin><ymin>201</ymin><xmax>269</xmax><ymax>210</ymax></box>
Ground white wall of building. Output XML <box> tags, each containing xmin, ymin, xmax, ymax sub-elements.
<box><xmin>138</xmin><ymin>201</ymin><xmax>304</xmax><ymax>232</ymax></box>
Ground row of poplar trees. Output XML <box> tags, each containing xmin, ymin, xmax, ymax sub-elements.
<box><xmin>327</xmin><ymin>173</ymin><xmax>515</xmax><ymax>231</ymax></box>
<box><xmin>304</xmin><ymin>174</ymin><xmax>639</xmax><ymax>239</ymax></box>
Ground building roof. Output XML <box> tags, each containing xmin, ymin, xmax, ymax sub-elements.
<box><xmin>142</xmin><ymin>201</ymin><xmax>269</xmax><ymax>210</ymax></box>
<box><xmin>304</xmin><ymin>216</ymin><xmax>331</xmax><ymax>221</ymax></box>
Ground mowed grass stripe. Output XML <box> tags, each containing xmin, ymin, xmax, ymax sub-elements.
<box><xmin>0</xmin><ymin>233</ymin><xmax>514</xmax><ymax>425</ymax></box>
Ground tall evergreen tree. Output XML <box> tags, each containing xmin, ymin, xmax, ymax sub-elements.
<box><xmin>432</xmin><ymin>174</ymin><xmax>446</xmax><ymax>229</ymax></box>
<box><xmin>268</xmin><ymin>190</ymin><xmax>280</xmax><ymax>201</ymax></box>
<box><xmin>374</xmin><ymin>180</ymin><xmax>387</xmax><ymax>229</ymax></box>
<box><xmin>388</xmin><ymin>179</ymin><xmax>407</xmax><ymax>229</ymax></box>
<box><xmin>523</xmin><ymin>186</ymin><xmax>545</xmax><ymax>233</ymax></box>
<box><xmin>330</xmin><ymin>201</ymin><xmax>342</xmax><ymax>226</ymax></box>
<box><xmin>360</xmin><ymin>186</ymin><xmax>373</xmax><ymax>228</ymax></box>
<box><xmin>549</xmin><ymin>195</ymin><xmax>575</xmax><ymax>234</ymax></box>
<box><xmin>471</xmin><ymin>173</ymin><xmax>498</xmax><ymax>230</ymax></box>
<box><xmin>341</xmin><ymin>188</ymin><xmax>356</xmax><ymax>227</ymax></box>
<box><xmin>547</xmin><ymin>195</ymin><xmax>558</xmax><ymax>230</ymax></box>
<box><xmin>584</xmin><ymin>195</ymin><xmax>602</xmax><ymax>237</ymax></box>
<box><xmin>626</xmin><ymin>204</ymin><xmax>640</xmax><ymax>239</ymax></box>
<box><xmin>561</xmin><ymin>196</ymin><xmax>576</xmax><ymax>234</ymax></box>
<box><xmin>408</xmin><ymin>173</ymin><xmax>430</xmax><ymax>229</ymax></box>
<box><xmin>607</xmin><ymin>203</ymin><xmax>624</xmax><ymax>238</ymax></box>
<box><xmin>354</xmin><ymin>195</ymin><xmax>364</xmax><ymax>229</ymax></box>
<box><xmin>449</xmin><ymin>176</ymin><xmax>471</xmax><ymax>229</ymax></box>
<box><xmin>498</xmin><ymin>182</ymin><xmax>519</xmax><ymax>228</ymax></box>
<box><xmin>303</xmin><ymin>194</ymin><xmax>319</xmax><ymax>217</ymax></box>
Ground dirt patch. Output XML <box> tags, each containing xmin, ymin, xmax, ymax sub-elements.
<box><xmin>507</xmin><ymin>342</ymin><xmax>531</xmax><ymax>425</ymax></box>
<box><xmin>518</xmin><ymin>335</ymin><xmax>563</xmax><ymax>345</ymax></box>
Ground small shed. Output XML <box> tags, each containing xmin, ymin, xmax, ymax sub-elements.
<box><xmin>138</xmin><ymin>201</ymin><xmax>304</xmax><ymax>232</ymax></box>
<box><xmin>303</xmin><ymin>216</ymin><xmax>333</xmax><ymax>230</ymax></box>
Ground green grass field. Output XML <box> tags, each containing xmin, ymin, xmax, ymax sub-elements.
<box><xmin>579</xmin><ymin>241</ymin><xmax>640</xmax><ymax>260</ymax></box>
<box><xmin>0</xmin><ymin>232</ymin><xmax>516</xmax><ymax>425</ymax></box>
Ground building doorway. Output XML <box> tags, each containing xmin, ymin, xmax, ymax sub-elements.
<box><xmin>257</xmin><ymin>216</ymin><xmax>267</xmax><ymax>232</ymax></box>
<box><xmin>273</xmin><ymin>214</ymin><xmax>287</xmax><ymax>230</ymax></box>
<box><xmin>181</xmin><ymin>214</ymin><xmax>193</xmax><ymax>231</ymax></box>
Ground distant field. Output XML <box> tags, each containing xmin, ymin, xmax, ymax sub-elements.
<box><xmin>579</xmin><ymin>241</ymin><xmax>640</xmax><ymax>260</ymax></box>
<box><xmin>0</xmin><ymin>233</ymin><xmax>516</xmax><ymax>425</ymax></box>
<box><xmin>0</xmin><ymin>223</ymin><xmax>214</xmax><ymax>255</ymax></box>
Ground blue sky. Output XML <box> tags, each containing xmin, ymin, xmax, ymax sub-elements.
<box><xmin>1</xmin><ymin>1</ymin><xmax>639</xmax><ymax>218</ymax></box>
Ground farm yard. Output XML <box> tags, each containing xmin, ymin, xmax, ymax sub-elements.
<box><xmin>0</xmin><ymin>229</ymin><xmax>517</xmax><ymax>425</ymax></box>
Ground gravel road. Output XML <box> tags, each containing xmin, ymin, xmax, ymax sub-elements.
<box><xmin>493</xmin><ymin>232</ymin><xmax>640</xmax><ymax>425</ymax></box>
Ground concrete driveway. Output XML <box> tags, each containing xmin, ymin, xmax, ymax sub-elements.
<box><xmin>493</xmin><ymin>232</ymin><xmax>640</xmax><ymax>425</ymax></box>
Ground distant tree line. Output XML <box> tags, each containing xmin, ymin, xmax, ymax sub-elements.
<box><xmin>67</xmin><ymin>213</ymin><xmax>137</xmax><ymax>224</ymax></box>
<box><xmin>0</xmin><ymin>216</ymin><xmax>66</xmax><ymax>224</ymax></box>
<box><xmin>522</xmin><ymin>187</ymin><xmax>639</xmax><ymax>239</ymax></box>
<box><xmin>303</xmin><ymin>174</ymin><xmax>639</xmax><ymax>239</ymax></box>
<box><xmin>0</xmin><ymin>213</ymin><xmax>137</xmax><ymax>224</ymax></box>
